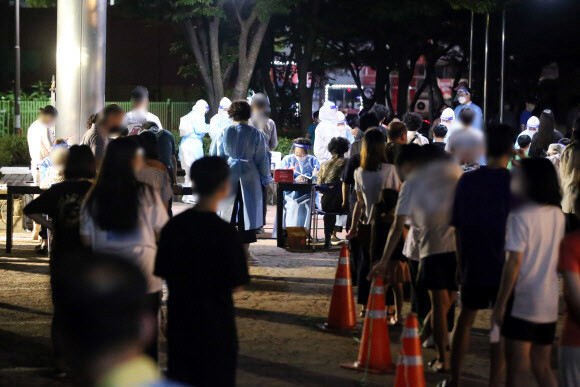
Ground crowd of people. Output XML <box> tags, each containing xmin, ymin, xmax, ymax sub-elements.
<box><xmin>20</xmin><ymin>81</ymin><xmax>580</xmax><ymax>387</ymax></box>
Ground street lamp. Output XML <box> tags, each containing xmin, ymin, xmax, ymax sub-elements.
<box><xmin>14</xmin><ymin>0</ymin><xmax>21</xmax><ymax>135</ymax></box>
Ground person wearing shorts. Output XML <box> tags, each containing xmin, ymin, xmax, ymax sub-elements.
<box><xmin>371</xmin><ymin>144</ymin><xmax>462</xmax><ymax>373</ymax></box>
<box><xmin>492</xmin><ymin>158</ymin><xmax>565</xmax><ymax>387</ymax></box>
<box><xmin>440</xmin><ymin>124</ymin><xmax>515</xmax><ymax>387</ymax></box>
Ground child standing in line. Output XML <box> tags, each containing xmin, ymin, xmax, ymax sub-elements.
<box><xmin>370</xmin><ymin>188</ymin><xmax>409</xmax><ymax>325</ymax></box>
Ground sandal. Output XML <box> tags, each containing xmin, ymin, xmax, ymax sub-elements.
<box><xmin>427</xmin><ymin>359</ymin><xmax>449</xmax><ymax>373</ymax></box>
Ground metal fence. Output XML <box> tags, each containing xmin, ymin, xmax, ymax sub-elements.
<box><xmin>0</xmin><ymin>100</ymin><xmax>194</xmax><ymax>135</ymax></box>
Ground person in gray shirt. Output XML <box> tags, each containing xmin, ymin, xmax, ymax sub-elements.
<box><xmin>350</xmin><ymin>111</ymin><xmax>380</xmax><ymax>156</ymax></box>
<box><xmin>81</xmin><ymin>104</ymin><xmax>124</xmax><ymax>164</ymax></box>
<box><xmin>248</xmin><ymin>93</ymin><xmax>277</xmax><ymax>233</ymax></box>
<box><xmin>249</xmin><ymin>93</ymin><xmax>278</xmax><ymax>152</ymax></box>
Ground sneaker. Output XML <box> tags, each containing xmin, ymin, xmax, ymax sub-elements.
<box><xmin>248</xmin><ymin>252</ymin><xmax>260</xmax><ymax>266</ymax></box>
<box><xmin>256</xmin><ymin>227</ymin><xmax>266</xmax><ymax>235</ymax></box>
<box><xmin>422</xmin><ymin>335</ymin><xmax>434</xmax><ymax>349</ymax></box>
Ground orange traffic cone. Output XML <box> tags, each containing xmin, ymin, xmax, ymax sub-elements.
<box><xmin>341</xmin><ymin>276</ymin><xmax>396</xmax><ymax>373</ymax></box>
<box><xmin>320</xmin><ymin>245</ymin><xmax>358</xmax><ymax>332</ymax></box>
<box><xmin>394</xmin><ymin>314</ymin><xmax>426</xmax><ymax>387</ymax></box>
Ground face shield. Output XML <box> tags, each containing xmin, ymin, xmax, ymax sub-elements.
<box><xmin>293</xmin><ymin>142</ymin><xmax>310</xmax><ymax>158</ymax></box>
<box><xmin>455</xmin><ymin>88</ymin><xmax>470</xmax><ymax>105</ymax></box>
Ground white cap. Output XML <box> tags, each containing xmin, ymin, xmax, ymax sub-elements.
<box><xmin>323</xmin><ymin>100</ymin><xmax>338</xmax><ymax>110</ymax></box>
<box><xmin>441</xmin><ymin>108</ymin><xmax>455</xmax><ymax>121</ymax></box>
<box><xmin>337</xmin><ymin>111</ymin><xmax>346</xmax><ymax>124</ymax></box>
<box><xmin>527</xmin><ymin>116</ymin><xmax>539</xmax><ymax>129</ymax></box>
<box><xmin>193</xmin><ymin>99</ymin><xmax>209</xmax><ymax>114</ymax></box>
<box><xmin>219</xmin><ymin>97</ymin><xmax>231</xmax><ymax>110</ymax></box>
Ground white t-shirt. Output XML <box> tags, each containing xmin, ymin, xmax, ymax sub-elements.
<box><xmin>396</xmin><ymin>160</ymin><xmax>462</xmax><ymax>258</ymax></box>
<box><xmin>407</xmin><ymin>131</ymin><xmax>429</xmax><ymax>146</ymax></box>
<box><xmin>80</xmin><ymin>188</ymin><xmax>169</xmax><ymax>293</ymax></box>
<box><xmin>27</xmin><ymin>120</ymin><xmax>54</xmax><ymax>167</ymax></box>
<box><xmin>354</xmin><ymin>163</ymin><xmax>401</xmax><ymax>224</ymax></box>
<box><xmin>124</xmin><ymin>110</ymin><xmax>163</xmax><ymax>135</ymax></box>
<box><xmin>402</xmin><ymin>224</ymin><xmax>421</xmax><ymax>261</ymax></box>
<box><xmin>505</xmin><ymin>203</ymin><xmax>565</xmax><ymax>323</ymax></box>
<box><xmin>136</xmin><ymin>166</ymin><xmax>173</xmax><ymax>203</ymax></box>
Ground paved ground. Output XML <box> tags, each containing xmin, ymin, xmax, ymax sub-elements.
<box><xmin>0</xmin><ymin>204</ymin><xmax>563</xmax><ymax>386</ymax></box>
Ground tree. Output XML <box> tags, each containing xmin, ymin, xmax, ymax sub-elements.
<box><xmin>168</xmin><ymin>0</ymin><xmax>290</xmax><ymax>109</ymax></box>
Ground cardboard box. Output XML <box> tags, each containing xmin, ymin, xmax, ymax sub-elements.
<box><xmin>286</xmin><ymin>226</ymin><xmax>308</xmax><ymax>248</ymax></box>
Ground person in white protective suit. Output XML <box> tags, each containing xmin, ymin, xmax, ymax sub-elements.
<box><xmin>439</xmin><ymin>107</ymin><xmax>456</xmax><ymax>142</ymax></box>
<box><xmin>209</xmin><ymin>97</ymin><xmax>233</xmax><ymax>141</ymax></box>
<box><xmin>179</xmin><ymin>100</ymin><xmax>209</xmax><ymax>203</ymax></box>
<box><xmin>336</xmin><ymin>111</ymin><xmax>355</xmax><ymax>145</ymax></box>
<box><xmin>515</xmin><ymin>116</ymin><xmax>540</xmax><ymax>149</ymax></box>
<box><xmin>313</xmin><ymin>103</ymin><xmax>339</xmax><ymax>162</ymax></box>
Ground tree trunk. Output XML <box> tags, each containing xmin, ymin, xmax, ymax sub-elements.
<box><xmin>385</xmin><ymin>69</ymin><xmax>394</xmax><ymax>114</ymax></box>
<box><xmin>208</xmin><ymin>17</ymin><xmax>224</xmax><ymax>108</ymax></box>
<box><xmin>232</xmin><ymin>17</ymin><xmax>271</xmax><ymax>99</ymax></box>
<box><xmin>184</xmin><ymin>21</ymin><xmax>216</xmax><ymax>108</ymax></box>
<box><xmin>396</xmin><ymin>67</ymin><xmax>410</xmax><ymax>115</ymax></box>
<box><xmin>374</xmin><ymin>40</ymin><xmax>388</xmax><ymax>106</ymax></box>
<box><xmin>298</xmin><ymin>83</ymin><xmax>314</xmax><ymax>134</ymax></box>
<box><xmin>409</xmin><ymin>59</ymin><xmax>433</xmax><ymax>112</ymax></box>
<box><xmin>396</xmin><ymin>56</ymin><xmax>418</xmax><ymax>115</ymax></box>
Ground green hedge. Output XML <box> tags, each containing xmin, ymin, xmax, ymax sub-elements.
<box><xmin>171</xmin><ymin>131</ymin><xmax>295</xmax><ymax>159</ymax></box>
<box><xmin>0</xmin><ymin>135</ymin><xmax>31</xmax><ymax>167</ymax></box>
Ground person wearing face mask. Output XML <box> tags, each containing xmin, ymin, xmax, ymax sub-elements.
<box><xmin>337</xmin><ymin>111</ymin><xmax>355</xmax><ymax>145</ymax></box>
<box><xmin>249</xmin><ymin>93</ymin><xmax>278</xmax><ymax>152</ymax></box>
<box><xmin>28</xmin><ymin>105</ymin><xmax>58</xmax><ymax>185</ymax></box>
<box><xmin>82</xmin><ymin>104</ymin><xmax>125</xmax><ymax>165</ymax></box>
<box><xmin>516</xmin><ymin>116</ymin><xmax>540</xmax><ymax>149</ymax></box>
<box><xmin>273</xmin><ymin>138</ymin><xmax>320</xmax><ymax>239</ymax></box>
<box><xmin>124</xmin><ymin>86</ymin><xmax>163</xmax><ymax>136</ymax></box>
<box><xmin>248</xmin><ymin>93</ymin><xmax>277</xmax><ymax>233</ymax></box>
<box><xmin>453</xmin><ymin>85</ymin><xmax>483</xmax><ymax>130</ymax></box>
<box><xmin>520</xmin><ymin>96</ymin><xmax>538</xmax><ymax>132</ymax></box>
<box><xmin>438</xmin><ymin>108</ymin><xmax>456</xmax><ymax>142</ymax></box>
<box><xmin>314</xmin><ymin>102</ymin><xmax>339</xmax><ymax>162</ymax></box>
<box><xmin>179</xmin><ymin>100</ymin><xmax>210</xmax><ymax>203</ymax></box>
<box><xmin>210</xmin><ymin>100</ymin><xmax>272</xmax><ymax>263</ymax></box>
<box><xmin>209</xmin><ymin>97</ymin><xmax>233</xmax><ymax>142</ymax></box>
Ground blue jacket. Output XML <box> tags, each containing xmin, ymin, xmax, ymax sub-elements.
<box><xmin>454</xmin><ymin>102</ymin><xmax>483</xmax><ymax>130</ymax></box>
<box><xmin>211</xmin><ymin>123</ymin><xmax>272</xmax><ymax>230</ymax></box>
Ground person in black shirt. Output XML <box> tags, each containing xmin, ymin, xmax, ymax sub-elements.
<box><xmin>432</xmin><ymin>124</ymin><xmax>448</xmax><ymax>151</ymax></box>
<box><xmin>442</xmin><ymin>124</ymin><xmax>517</xmax><ymax>387</ymax></box>
<box><xmin>142</xmin><ymin>121</ymin><xmax>177</xmax><ymax>184</ymax></box>
<box><xmin>24</xmin><ymin>144</ymin><xmax>96</xmax><ymax>259</ymax></box>
<box><xmin>23</xmin><ymin>144</ymin><xmax>96</xmax><ymax>372</ymax></box>
<box><xmin>528</xmin><ymin>109</ymin><xmax>564</xmax><ymax>158</ymax></box>
<box><xmin>155</xmin><ymin>156</ymin><xmax>249</xmax><ymax>387</ymax></box>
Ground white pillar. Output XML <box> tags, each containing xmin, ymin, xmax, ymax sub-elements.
<box><xmin>56</xmin><ymin>0</ymin><xmax>107</xmax><ymax>143</ymax></box>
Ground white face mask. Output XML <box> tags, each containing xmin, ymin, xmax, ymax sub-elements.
<box><xmin>458</xmin><ymin>96</ymin><xmax>467</xmax><ymax>104</ymax></box>
<box><xmin>296</xmin><ymin>155</ymin><xmax>307</xmax><ymax>162</ymax></box>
